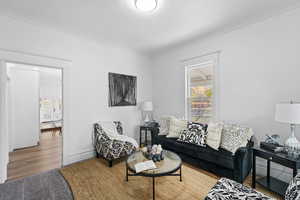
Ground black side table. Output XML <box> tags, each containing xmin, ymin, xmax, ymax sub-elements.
<box><xmin>139</xmin><ymin>126</ymin><xmax>159</xmax><ymax>147</ymax></box>
<box><xmin>252</xmin><ymin>147</ymin><xmax>300</xmax><ymax>197</ymax></box>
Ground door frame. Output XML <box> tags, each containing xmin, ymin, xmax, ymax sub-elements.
<box><xmin>0</xmin><ymin>49</ymin><xmax>71</xmax><ymax>182</ymax></box>
<box><xmin>7</xmin><ymin>62</ymin><xmax>63</xmax><ymax>151</ymax></box>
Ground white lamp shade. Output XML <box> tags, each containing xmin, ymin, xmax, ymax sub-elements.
<box><xmin>275</xmin><ymin>103</ymin><xmax>300</xmax><ymax>124</ymax></box>
<box><xmin>142</xmin><ymin>101</ymin><xmax>153</xmax><ymax>111</ymax></box>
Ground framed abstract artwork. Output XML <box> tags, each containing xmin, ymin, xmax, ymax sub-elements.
<box><xmin>108</xmin><ymin>73</ymin><xmax>137</xmax><ymax>107</ymax></box>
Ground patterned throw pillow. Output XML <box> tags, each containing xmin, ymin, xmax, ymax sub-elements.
<box><xmin>285</xmin><ymin>173</ymin><xmax>300</xmax><ymax>200</ymax></box>
<box><xmin>188</xmin><ymin>122</ymin><xmax>208</xmax><ymax>132</ymax></box>
<box><xmin>167</xmin><ymin>118</ymin><xmax>188</xmax><ymax>138</ymax></box>
<box><xmin>206</xmin><ymin>122</ymin><xmax>224</xmax><ymax>150</ymax></box>
<box><xmin>220</xmin><ymin>124</ymin><xmax>253</xmax><ymax>154</ymax></box>
<box><xmin>206</xmin><ymin>178</ymin><xmax>273</xmax><ymax>200</ymax></box>
<box><xmin>177</xmin><ymin>127</ymin><xmax>207</xmax><ymax>147</ymax></box>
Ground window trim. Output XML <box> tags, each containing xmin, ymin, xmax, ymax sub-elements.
<box><xmin>184</xmin><ymin>52</ymin><xmax>220</xmax><ymax>122</ymax></box>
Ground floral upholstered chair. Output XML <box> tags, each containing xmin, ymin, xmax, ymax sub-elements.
<box><xmin>94</xmin><ymin>121</ymin><xmax>138</xmax><ymax>167</ymax></box>
<box><xmin>205</xmin><ymin>174</ymin><xmax>300</xmax><ymax>200</ymax></box>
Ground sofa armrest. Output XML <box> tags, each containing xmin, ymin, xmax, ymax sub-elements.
<box><xmin>233</xmin><ymin>144</ymin><xmax>253</xmax><ymax>183</ymax></box>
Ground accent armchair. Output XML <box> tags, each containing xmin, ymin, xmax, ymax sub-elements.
<box><xmin>94</xmin><ymin>121</ymin><xmax>138</xmax><ymax>167</ymax></box>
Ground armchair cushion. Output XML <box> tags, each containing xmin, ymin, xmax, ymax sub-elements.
<box><xmin>100</xmin><ymin>121</ymin><xmax>119</xmax><ymax>136</ymax></box>
<box><xmin>285</xmin><ymin>173</ymin><xmax>300</xmax><ymax>200</ymax></box>
<box><xmin>206</xmin><ymin>178</ymin><xmax>273</xmax><ymax>200</ymax></box>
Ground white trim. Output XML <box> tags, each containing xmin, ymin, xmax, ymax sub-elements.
<box><xmin>64</xmin><ymin>150</ymin><xmax>96</xmax><ymax>166</ymax></box>
<box><xmin>0</xmin><ymin>48</ymin><xmax>72</xmax><ymax>181</ymax></box>
<box><xmin>183</xmin><ymin>52</ymin><xmax>220</xmax><ymax>122</ymax></box>
<box><xmin>0</xmin><ymin>61</ymin><xmax>8</xmax><ymax>183</ymax></box>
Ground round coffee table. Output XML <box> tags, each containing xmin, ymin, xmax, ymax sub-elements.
<box><xmin>126</xmin><ymin>150</ymin><xmax>182</xmax><ymax>200</ymax></box>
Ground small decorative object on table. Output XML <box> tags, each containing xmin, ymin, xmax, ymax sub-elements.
<box><xmin>265</xmin><ymin>134</ymin><xmax>280</xmax><ymax>145</ymax></box>
<box><xmin>141</xmin><ymin>145</ymin><xmax>164</xmax><ymax>162</ymax></box>
<box><xmin>260</xmin><ymin>134</ymin><xmax>285</xmax><ymax>152</ymax></box>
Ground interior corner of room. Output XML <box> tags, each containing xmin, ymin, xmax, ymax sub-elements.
<box><xmin>1</xmin><ymin>0</ymin><xmax>300</xmax><ymax>199</ymax></box>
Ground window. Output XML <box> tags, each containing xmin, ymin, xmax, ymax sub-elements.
<box><xmin>185</xmin><ymin>54</ymin><xmax>218</xmax><ymax>123</ymax></box>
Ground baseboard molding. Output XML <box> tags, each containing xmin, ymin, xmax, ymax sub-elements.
<box><xmin>0</xmin><ymin>166</ymin><xmax>7</xmax><ymax>183</ymax></box>
<box><xmin>63</xmin><ymin>149</ymin><xmax>96</xmax><ymax>166</ymax></box>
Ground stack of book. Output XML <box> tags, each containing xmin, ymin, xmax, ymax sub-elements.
<box><xmin>260</xmin><ymin>142</ymin><xmax>283</xmax><ymax>152</ymax></box>
<box><xmin>134</xmin><ymin>160</ymin><xmax>157</xmax><ymax>173</ymax></box>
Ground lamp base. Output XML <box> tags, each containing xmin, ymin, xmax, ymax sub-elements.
<box><xmin>144</xmin><ymin>113</ymin><xmax>150</xmax><ymax>124</ymax></box>
<box><xmin>285</xmin><ymin>135</ymin><xmax>300</xmax><ymax>150</ymax></box>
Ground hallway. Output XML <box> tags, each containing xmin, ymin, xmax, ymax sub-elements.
<box><xmin>7</xmin><ymin>130</ymin><xmax>62</xmax><ymax>180</ymax></box>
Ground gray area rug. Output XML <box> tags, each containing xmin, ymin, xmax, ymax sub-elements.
<box><xmin>0</xmin><ymin>170</ymin><xmax>73</xmax><ymax>200</ymax></box>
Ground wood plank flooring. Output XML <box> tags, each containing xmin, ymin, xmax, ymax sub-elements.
<box><xmin>61</xmin><ymin>158</ymin><xmax>282</xmax><ymax>200</ymax></box>
<box><xmin>7</xmin><ymin>130</ymin><xmax>62</xmax><ymax>180</ymax></box>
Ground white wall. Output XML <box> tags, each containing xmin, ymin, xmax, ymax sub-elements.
<box><xmin>0</xmin><ymin>15</ymin><xmax>152</xmax><ymax>166</ymax></box>
<box><xmin>151</xmin><ymin>7</ymin><xmax>300</xmax><ymax>181</ymax></box>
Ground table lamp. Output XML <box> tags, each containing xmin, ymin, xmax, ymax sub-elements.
<box><xmin>275</xmin><ymin>101</ymin><xmax>300</xmax><ymax>149</ymax></box>
<box><xmin>142</xmin><ymin>101</ymin><xmax>153</xmax><ymax>124</ymax></box>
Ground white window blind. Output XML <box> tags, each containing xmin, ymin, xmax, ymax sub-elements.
<box><xmin>185</xmin><ymin>53</ymin><xmax>219</xmax><ymax>123</ymax></box>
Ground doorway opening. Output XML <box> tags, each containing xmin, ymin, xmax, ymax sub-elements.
<box><xmin>6</xmin><ymin>62</ymin><xmax>63</xmax><ymax>180</ymax></box>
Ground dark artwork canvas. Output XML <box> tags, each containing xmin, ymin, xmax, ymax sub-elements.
<box><xmin>109</xmin><ymin>73</ymin><xmax>137</xmax><ymax>106</ymax></box>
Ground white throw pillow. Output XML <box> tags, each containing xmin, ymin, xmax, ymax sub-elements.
<box><xmin>167</xmin><ymin>118</ymin><xmax>188</xmax><ymax>138</ymax></box>
<box><xmin>220</xmin><ymin>124</ymin><xmax>254</xmax><ymax>154</ymax></box>
<box><xmin>206</xmin><ymin>122</ymin><xmax>224</xmax><ymax>150</ymax></box>
<box><xmin>110</xmin><ymin>134</ymin><xmax>139</xmax><ymax>148</ymax></box>
<box><xmin>159</xmin><ymin>116</ymin><xmax>176</xmax><ymax>136</ymax></box>
<box><xmin>100</xmin><ymin>122</ymin><xmax>118</xmax><ymax>136</ymax></box>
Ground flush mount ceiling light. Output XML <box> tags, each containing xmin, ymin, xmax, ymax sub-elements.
<box><xmin>135</xmin><ymin>0</ymin><xmax>158</xmax><ymax>12</ymax></box>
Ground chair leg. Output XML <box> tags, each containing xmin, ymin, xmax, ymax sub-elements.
<box><xmin>96</xmin><ymin>152</ymin><xmax>100</xmax><ymax>158</ymax></box>
<box><xmin>108</xmin><ymin>160</ymin><xmax>113</xmax><ymax>167</ymax></box>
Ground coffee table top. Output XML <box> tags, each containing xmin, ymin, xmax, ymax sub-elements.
<box><xmin>126</xmin><ymin>150</ymin><xmax>182</xmax><ymax>177</ymax></box>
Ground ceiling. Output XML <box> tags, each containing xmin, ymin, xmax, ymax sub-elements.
<box><xmin>0</xmin><ymin>0</ymin><xmax>300</xmax><ymax>53</ymax></box>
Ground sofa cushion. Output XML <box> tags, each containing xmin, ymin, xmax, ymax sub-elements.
<box><xmin>158</xmin><ymin>116</ymin><xmax>175</xmax><ymax>136</ymax></box>
<box><xmin>156</xmin><ymin>135</ymin><xmax>235</xmax><ymax>169</ymax></box>
<box><xmin>206</xmin><ymin>122</ymin><xmax>223</xmax><ymax>150</ymax></box>
<box><xmin>206</xmin><ymin>178</ymin><xmax>273</xmax><ymax>200</ymax></box>
<box><xmin>167</xmin><ymin>118</ymin><xmax>188</xmax><ymax>138</ymax></box>
<box><xmin>187</xmin><ymin>122</ymin><xmax>208</xmax><ymax>132</ymax></box>
<box><xmin>177</xmin><ymin>129</ymin><xmax>207</xmax><ymax>147</ymax></box>
<box><xmin>220</xmin><ymin>124</ymin><xmax>253</xmax><ymax>154</ymax></box>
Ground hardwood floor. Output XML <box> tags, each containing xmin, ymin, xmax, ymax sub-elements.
<box><xmin>61</xmin><ymin>158</ymin><xmax>282</xmax><ymax>200</ymax></box>
<box><xmin>7</xmin><ymin>130</ymin><xmax>62</xmax><ymax>180</ymax></box>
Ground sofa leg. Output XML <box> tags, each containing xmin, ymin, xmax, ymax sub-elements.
<box><xmin>108</xmin><ymin>160</ymin><xmax>113</xmax><ymax>167</ymax></box>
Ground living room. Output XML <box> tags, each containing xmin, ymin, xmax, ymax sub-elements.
<box><xmin>0</xmin><ymin>0</ymin><xmax>300</xmax><ymax>199</ymax></box>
